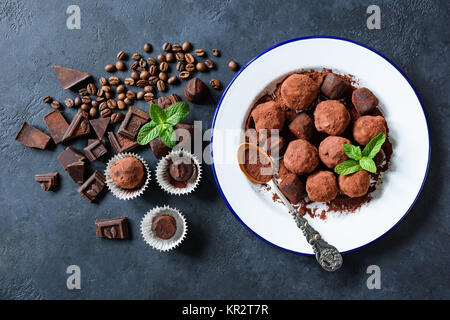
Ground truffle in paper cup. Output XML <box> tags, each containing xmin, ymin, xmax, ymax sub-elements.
<box><xmin>105</xmin><ymin>152</ymin><xmax>150</xmax><ymax>200</ymax></box>
<box><xmin>156</xmin><ymin>149</ymin><xmax>202</xmax><ymax>195</ymax></box>
<box><xmin>140</xmin><ymin>206</ymin><xmax>187</xmax><ymax>251</ymax></box>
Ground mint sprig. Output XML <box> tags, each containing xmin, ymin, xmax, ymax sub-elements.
<box><xmin>335</xmin><ymin>133</ymin><xmax>386</xmax><ymax>175</ymax></box>
<box><xmin>137</xmin><ymin>102</ymin><xmax>190</xmax><ymax>148</ymax></box>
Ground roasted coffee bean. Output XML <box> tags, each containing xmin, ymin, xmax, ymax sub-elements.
<box><xmin>117</xmin><ymin>50</ymin><xmax>126</xmax><ymax>60</ymax></box>
<box><xmin>205</xmin><ymin>59</ymin><xmax>215</xmax><ymax>69</ymax></box>
<box><xmin>149</xmin><ymin>76</ymin><xmax>159</xmax><ymax>85</ymax></box>
<box><xmin>117</xmin><ymin>93</ymin><xmax>126</xmax><ymax>101</ymax></box>
<box><xmin>139</xmin><ymin>58</ymin><xmax>147</xmax><ymax>68</ymax></box>
<box><xmin>105</xmin><ymin>64</ymin><xmax>116</xmax><ymax>72</ymax></box>
<box><xmin>182</xmin><ymin>41</ymin><xmax>192</xmax><ymax>52</ymax></box>
<box><xmin>195</xmin><ymin>48</ymin><xmax>206</xmax><ymax>57</ymax></box>
<box><xmin>97</xmin><ymin>88</ymin><xmax>104</xmax><ymax>97</ymax></box>
<box><xmin>50</xmin><ymin>100</ymin><xmax>60</xmax><ymax>109</ymax></box>
<box><xmin>43</xmin><ymin>96</ymin><xmax>52</xmax><ymax>103</ymax></box>
<box><xmin>228</xmin><ymin>60</ymin><xmax>239</xmax><ymax>71</ymax></box>
<box><xmin>176</xmin><ymin>61</ymin><xmax>185</xmax><ymax>72</ymax></box>
<box><xmin>196</xmin><ymin>62</ymin><xmax>207</xmax><ymax>72</ymax></box>
<box><xmin>109</xmin><ymin>76</ymin><xmax>120</xmax><ymax>86</ymax></box>
<box><xmin>144</xmin><ymin>43</ymin><xmax>152</xmax><ymax>53</ymax></box>
<box><xmin>176</xmin><ymin>52</ymin><xmax>185</xmax><ymax>61</ymax></box>
<box><xmin>210</xmin><ymin>78</ymin><xmax>221</xmax><ymax>89</ymax></box>
<box><xmin>105</xmin><ymin>91</ymin><xmax>113</xmax><ymax>99</ymax></box>
<box><xmin>172</xmin><ymin>43</ymin><xmax>182</xmax><ymax>52</ymax></box>
<box><xmin>96</xmin><ymin>96</ymin><xmax>105</xmax><ymax>103</ymax></box>
<box><xmin>168</xmin><ymin>76</ymin><xmax>178</xmax><ymax>85</ymax></box>
<box><xmin>185</xmin><ymin>63</ymin><xmax>195</xmax><ymax>72</ymax></box>
<box><xmin>166</xmin><ymin>52</ymin><xmax>175</xmax><ymax>63</ymax></box>
<box><xmin>159</xmin><ymin>72</ymin><xmax>168</xmax><ymax>82</ymax></box>
<box><xmin>179</xmin><ymin>71</ymin><xmax>190</xmax><ymax>79</ymax></box>
<box><xmin>162</xmin><ymin>42</ymin><xmax>172</xmax><ymax>52</ymax></box>
<box><xmin>64</xmin><ymin>98</ymin><xmax>74</xmax><ymax>108</ymax></box>
<box><xmin>99</xmin><ymin>77</ymin><xmax>108</xmax><ymax>86</ymax></box>
<box><xmin>102</xmin><ymin>85</ymin><xmax>112</xmax><ymax>92</ymax></box>
<box><xmin>81</xmin><ymin>96</ymin><xmax>92</xmax><ymax>104</ymax></box>
<box><xmin>111</xmin><ymin>112</ymin><xmax>124</xmax><ymax>123</ymax></box>
<box><xmin>116</xmin><ymin>84</ymin><xmax>126</xmax><ymax>94</ymax></box>
<box><xmin>147</xmin><ymin>57</ymin><xmax>157</xmax><ymax>65</ymax></box>
<box><xmin>74</xmin><ymin>97</ymin><xmax>82</xmax><ymax>107</ymax></box>
<box><xmin>124</xmin><ymin>97</ymin><xmax>133</xmax><ymax>105</ymax></box>
<box><xmin>185</xmin><ymin>53</ymin><xmax>195</xmax><ymax>64</ymax></box>
<box><xmin>116</xmin><ymin>61</ymin><xmax>126</xmax><ymax>71</ymax></box>
<box><xmin>136</xmin><ymin>91</ymin><xmax>145</xmax><ymax>100</ymax></box>
<box><xmin>91</xmin><ymin>100</ymin><xmax>99</xmax><ymax>108</ymax></box>
<box><xmin>87</xmin><ymin>83</ymin><xmax>97</xmax><ymax>95</ymax></box>
<box><xmin>130</xmin><ymin>61</ymin><xmax>139</xmax><ymax>70</ymax></box>
<box><xmin>124</xmin><ymin>78</ymin><xmax>135</xmax><ymax>86</ymax></box>
<box><xmin>157</xmin><ymin>54</ymin><xmax>166</xmax><ymax>62</ymax></box>
<box><xmin>117</xmin><ymin>100</ymin><xmax>126</xmax><ymax>110</ymax></box>
<box><xmin>212</xmin><ymin>48</ymin><xmax>220</xmax><ymax>57</ymax></box>
<box><xmin>81</xmin><ymin>103</ymin><xmax>90</xmax><ymax>111</ymax></box>
<box><xmin>136</xmin><ymin>66</ymin><xmax>146</xmax><ymax>72</ymax></box>
<box><xmin>107</xmin><ymin>99</ymin><xmax>117</xmax><ymax>109</ymax></box>
<box><xmin>131</xmin><ymin>53</ymin><xmax>141</xmax><ymax>61</ymax></box>
<box><xmin>99</xmin><ymin>102</ymin><xmax>108</xmax><ymax>111</ymax></box>
<box><xmin>149</xmin><ymin>65</ymin><xmax>158</xmax><ymax>76</ymax></box>
<box><xmin>100</xmin><ymin>108</ymin><xmax>111</xmax><ymax>118</ymax></box>
<box><xmin>157</xmin><ymin>80</ymin><xmax>166</xmax><ymax>92</ymax></box>
<box><xmin>140</xmin><ymin>71</ymin><xmax>150</xmax><ymax>80</ymax></box>
<box><xmin>89</xmin><ymin>107</ymin><xmax>98</xmax><ymax>118</ymax></box>
<box><xmin>78</xmin><ymin>87</ymin><xmax>88</xmax><ymax>96</ymax></box>
<box><xmin>144</xmin><ymin>85</ymin><xmax>154</xmax><ymax>93</ymax></box>
<box><xmin>136</xmin><ymin>79</ymin><xmax>149</xmax><ymax>87</ymax></box>
<box><xmin>159</xmin><ymin>62</ymin><xmax>169</xmax><ymax>72</ymax></box>
<box><xmin>126</xmin><ymin>90</ymin><xmax>136</xmax><ymax>100</ymax></box>
<box><xmin>129</xmin><ymin>71</ymin><xmax>139</xmax><ymax>80</ymax></box>
<box><xmin>144</xmin><ymin>92</ymin><xmax>155</xmax><ymax>101</ymax></box>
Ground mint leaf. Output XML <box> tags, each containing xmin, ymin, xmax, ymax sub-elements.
<box><xmin>160</xmin><ymin>125</ymin><xmax>176</xmax><ymax>148</ymax></box>
<box><xmin>149</xmin><ymin>104</ymin><xmax>167</xmax><ymax>124</ymax></box>
<box><xmin>362</xmin><ymin>133</ymin><xmax>386</xmax><ymax>159</ymax></box>
<box><xmin>343</xmin><ymin>144</ymin><xmax>362</xmax><ymax>160</ymax></box>
<box><xmin>334</xmin><ymin>160</ymin><xmax>362</xmax><ymax>175</ymax></box>
<box><xmin>165</xmin><ymin>102</ymin><xmax>190</xmax><ymax>126</ymax></box>
<box><xmin>360</xmin><ymin>157</ymin><xmax>377</xmax><ymax>173</ymax></box>
<box><xmin>137</xmin><ymin>121</ymin><xmax>162</xmax><ymax>145</ymax></box>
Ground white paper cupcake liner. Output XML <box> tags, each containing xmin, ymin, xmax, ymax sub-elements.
<box><xmin>140</xmin><ymin>205</ymin><xmax>187</xmax><ymax>251</ymax></box>
<box><xmin>104</xmin><ymin>152</ymin><xmax>151</xmax><ymax>200</ymax></box>
<box><xmin>156</xmin><ymin>149</ymin><xmax>202</xmax><ymax>195</ymax></box>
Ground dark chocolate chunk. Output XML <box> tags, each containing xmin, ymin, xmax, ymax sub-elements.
<box><xmin>66</xmin><ymin>161</ymin><xmax>85</xmax><ymax>184</ymax></box>
<box><xmin>320</xmin><ymin>73</ymin><xmax>349</xmax><ymax>99</ymax></box>
<box><xmin>34</xmin><ymin>172</ymin><xmax>59</xmax><ymax>191</ymax></box>
<box><xmin>150</xmin><ymin>137</ymin><xmax>171</xmax><ymax>159</ymax></box>
<box><xmin>352</xmin><ymin>88</ymin><xmax>379</xmax><ymax>115</ymax></box>
<box><xmin>78</xmin><ymin>171</ymin><xmax>105</xmax><ymax>203</ymax></box>
<box><xmin>184</xmin><ymin>78</ymin><xmax>208</xmax><ymax>103</ymax></box>
<box><xmin>149</xmin><ymin>94</ymin><xmax>182</xmax><ymax>109</ymax></box>
<box><xmin>108</xmin><ymin>131</ymin><xmax>138</xmax><ymax>153</ymax></box>
<box><xmin>51</xmin><ymin>65</ymin><xmax>91</xmax><ymax>90</ymax></box>
<box><xmin>95</xmin><ymin>217</ymin><xmax>129</xmax><ymax>239</ymax></box>
<box><xmin>58</xmin><ymin>146</ymin><xmax>86</xmax><ymax>169</ymax></box>
<box><xmin>83</xmin><ymin>139</ymin><xmax>107</xmax><ymax>162</ymax></box>
<box><xmin>152</xmin><ymin>215</ymin><xmax>177</xmax><ymax>239</ymax></box>
<box><xmin>117</xmin><ymin>107</ymin><xmax>150</xmax><ymax>140</ymax></box>
<box><xmin>43</xmin><ymin>110</ymin><xmax>69</xmax><ymax>144</ymax></box>
<box><xmin>62</xmin><ymin>110</ymin><xmax>91</xmax><ymax>142</ymax></box>
<box><xmin>15</xmin><ymin>122</ymin><xmax>51</xmax><ymax>150</ymax></box>
<box><xmin>89</xmin><ymin>117</ymin><xmax>110</xmax><ymax>139</ymax></box>
<box><xmin>278</xmin><ymin>174</ymin><xmax>305</xmax><ymax>204</ymax></box>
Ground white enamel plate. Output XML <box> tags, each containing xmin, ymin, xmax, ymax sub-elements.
<box><xmin>210</xmin><ymin>37</ymin><xmax>430</xmax><ymax>255</ymax></box>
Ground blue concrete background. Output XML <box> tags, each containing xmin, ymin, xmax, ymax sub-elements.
<box><xmin>0</xmin><ymin>0</ymin><xmax>448</xmax><ymax>299</ymax></box>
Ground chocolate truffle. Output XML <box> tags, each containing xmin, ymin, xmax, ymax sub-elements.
<box><xmin>283</xmin><ymin>139</ymin><xmax>319</xmax><ymax>174</ymax></box>
<box><xmin>278</xmin><ymin>174</ymin><xmax>305</xmax><ymax>204</ymax></box>
<box><xmin>314</xmin><ymin>100</ymin><xmax>351</xmax><ymax>135</ymax></box>
<box><xmin>352</xmin><ymin>88</ymin><xmax>378</xmax><ymax>115</ymax></box>
<box><xmin>338</xmin><ymin>170</ymin><xmax>370</xmax><ymax>198</ymax></box>
<box><xmin>320</xmin><ymin>73</ymin><xmax>349</xmax><ymax>99</ymax></box>
<box><xmin>250</xmin><ymin>101</ymin><xmax>285</xmax><ymax>132</ymax></box>
<box><xmin>109</xmin><ymin>157</ymin><xmax>145</xmax><ymax>190</ymax></box>
<box><xmin>318</xmin><ymin>136</ymin><xmax>352</xmax><ymax>169</ymax></box>
<box><xmin>152</xmin><ymin>215</ymin><xmax>177</xmax><ymax>240</ymax></box>
<box><xmin>353</xmin><ymin>115</ymin><xmax>387</xmax><ymax>145</ymax></box>
<box><xmin>184</xmin><ymin>78</ymin><xmax>208</xmax><ymax>103</ymax></box>
<box><xmin>306</xmin><ymin>171</ymin><xmax>338</xmax><ymax>202</ymax></box>
<box><xmin>169</xmin><ymin>159</ymin><xmax>194</xmax><ymax>182</ymax></box>
<box><xmin>288</xmin><ymin>113</ymin><xmax>314</xmax><ymax>140</ymax></box>
<box><xmin>258</xmin><ymin>134</ymin><xmax>287</xmax><ymax>157</ymax></box>
<box><xmin>281</xmin><ymin>74</ymin><xmax>319</xmax><ymax>111</ymax></box>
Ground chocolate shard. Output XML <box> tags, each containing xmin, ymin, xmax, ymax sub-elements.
<box><xmin>95</xmin><ymin>217</ymin><xmax>129</xmax><ymax>239</ymax></box>
<box><xmin>83</xmin><ymin>139</ymin><xmax>107</xmax><ymax>162</ymax></box>
<box><xmin>149</xmin><ymin>94</ymin><xmax>182</xmax><ymax>109</ymax></box>
<box><xmin>108</xmin><ymin>131</ymin><xmax>138</xmax><ymax>153</ymax></box>
<box><xmin>15</xmin><ymin>122</ymin><xmax>51</xmax><ymax>150</ymax></box>
<box><xmin>89</xmin><ymin>117</ymin><xmax>110</xmax><ymax>139</ymax></box>
<box><xmin>66</xmin><ymin>161</ymin><xmax>85</xmax><ymax>184</ymax></box>
<box><xmin>150</xmin><ymin>137</ymin><xmax>172</xmax><ymax>159</ymax></box>
<box><xmin>62</xmin><ymin>110</ymin><xmax>91</xmax><ymax>142</ymax></box>
<box><xmin>51</xmin><ymin>65</ymin><xmax>91</xmax><ymax>90</ymax></box>
<box><xmin>43</xmin><ymin>110</ymin><xmax>69</xmax><ymax>144</ymax></box>
<box><xmin>117</xmin><ymin>107</ymin><xmax>150</xmax><ymax>140</ymax></box>
<box><xmin>78</xmin><ymin>170</ymin><xmax>106</xmax><ymax>203</ymax></box>
<box><xmin>58</xmin><ymin>146</ymin><xmax>86</xmax><ymax>170</ymax></box>
<box><xmin>35</xmin><ymin>172</ymin><xmax>59</xmax><ymax>191</ymax></box>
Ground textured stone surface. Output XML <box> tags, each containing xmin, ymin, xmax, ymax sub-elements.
<box><xmin>0</xmin><ymin>0</ymin><xmax>449</xmax><ymax>299</ymax></box>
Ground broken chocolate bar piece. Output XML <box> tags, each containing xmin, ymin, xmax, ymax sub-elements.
<box><xmin>58</xmin><ymin>146</ymin><xmax>86</xmax><ymax>169</ymax></box>
<box><xmin>89</xmin><ymin>117</ymin><xmax>110</xmax><ymax>139</ymax></box>
<box><xmin>83</xmin><ymin>139</ymin><xmax>107</xmax><ymax>162</ymax></box>
<box><xmin>117</xmin><ymin>107</ymin><xmax>150</xmax><ymax>140</ymax></box>
<box><xmin>44</xmin><ymin>110</ymin><xmax>69</xmax><ymax>144</ymax></box>
<box><xmin>35</xmin><ymin>172</ymin><xmax>59</xmax><ymax>191</ymax></box>
<box><xmin>95</xmin><ymin>217</ymin><xmax>129</xmax><ymax>239</ymax></box>
<box><xmin>150</xmin><ymin>137</ymin><xmax>172</xmax><ymax>159</ymax></box>
<box><xmin>62</xmin><ymin>110</ymin><xmax>91</xmax><ymax>142</ymax></box>
<box><xmin>108</xmin><ymin>131</ymin><xmax>138</xmax><ymax>153</ymax></box>
<box><xmin>51</xmin><ymin>65</ymin><xmax>91</xmax><ymax>90</ymax></box>
<box><xmin>66</xmin><ymin>161</ymin><xmax>85</xmax><ymax>184</ymax></box>
<box><xmin>149</xmin><ymin>94</ymin><xmax>182</xmax><ymax>109</ymax></box>
<box><xmin>15</xmin><ymin>122</ymin><xmax>51</xmax><ymax>150</ymax></box>
<box><xmin>78</xmin><ymin>170</ymin><xmax>105</xmax><ymax>203</ymax></box>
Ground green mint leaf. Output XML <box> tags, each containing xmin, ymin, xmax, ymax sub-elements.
<box><xmin>360</xmin><ymin>157</ymin><xmax>377</xmax><ymax>173</ymax></box>
<box><xmin>137</xmin><ymin>121</ymin><xmax>162</xmax><ymax>145</ymax></box>
<box><xmin>334</xmin><ymin>160</ymin><xmax>362</xmax><ymax>175</ymax></box>
<box><xmin>362</xmin><ymin>133</ymin><xmax>386</xmax><ymax>159</ymax></box>
<box><xmin>160</xmin><ymin>125</ymin><xmax>176</xmax><ymax>148</ymax></box>
<box><xmin>343</xmin><ymin>144</ymin><xmax>362</xmax><ymax>160</ymax></box>
<box><xmin>165</xmin><ymin>102</ymin><xmax>190</xmax><ymax>126</ymax></box>
<box><xmin>149</xmin><ymin>104</ymin><xmax>167</xmax><ymax>124</ymax></box>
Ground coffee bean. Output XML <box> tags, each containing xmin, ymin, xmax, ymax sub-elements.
<box><xmin>117</xmin><ymin>50</ymin><xmax>126</xmax><ymax>60</ymax></box>
<box><xmin>105</xmin><ymin>64</ymin><xmax>116</xmax><ymax>73</ymax></box>
<box><xmin>182</xmin><ymin>41</ymin><xmax>192</xmax><ymax>52</ymax></box>
<box><xmin>97</xmin><ymin>88</ymin><xmax>104</xmax><ymax>97</ymax></box>
<box><xmin>130</xmin><ymin>61</ymin><xmax>139</xmax><ymax>70</ymax></box>
<box><xmin>162</xmin><ymin>42</ymin><xmax>172</xmax><ymax>52</ymax></box>
<box><xmin>144</xmin><ymin>43</ymin><xmax>152</xmax><ymax>53</ymax></box>
<box><xmin>99</xmin><ymin>77</ymin><xmax>108</xmax><ymax>86</ymax></box>
<box><xmin>228</xmin><ymin>60</ymin><xmax>239</xmax><ymax>71</ymax></box>
<box><xmin>109</xmin><ymin>76</ymin><xmax>120</xmax><ymax>86</ymax></box>
<box><xmin>116</xmin><ymin>84</ymin><xmax>126</xmax><ymax>94</ymax></box>
<box><xmin>140</xmin><ymin>71</ymin><xmax>150</xmax><ymax>80</ymax></box>
<box><xmin>107</xmin><ymin>99</ymin><xmax>117</xmax><ymax>109</ymax></box>
<box><xmin>118</xmin><ymin>93</ymin><xmax>126</xmax><ymax>101</ymax></box>
<box><xmin>116</xmin><ymin>61</ymin><xmax>126</xmax><ymax>71</ymax></box>
<box><xmin>157</xmin><ymin>54</ymin><xmax>166</xmax><ymax>62</ymax></box>
<box><xmin>139</xmin><ymin>58</ymin><xmax>147</xmax><ymax>68</ymax></box>
<box><xmin>89</xmin><ymin>107</ymin><xmax>98</xmax><ymax>118</ymax></box>
<box><xmin>179</xmin><ymin>71</ymin><xmax>190</xmax><ymax>79</ymax></box>
<box><xmin>159</xmin><ymin>62</ymin><xmax>169</xmax><ymax>72</ymax></box>
<box><xmin>99</xmin><ymin>102</ymin><xmax>108</xmax><ymax>111</ymax></box>
<box><xmin>176</xmin><ymin>61</ymin><xmax>185</xmax><ymax>72</ymax></box>
<box><xmin>144</xmin><ymin>85</ymin><xmax>154</xmax><ymax>93</ymax></box>
<box><xmin>124</xmin><ymin>78</ymin><xmax>135</xmax><ymax>86</ymax></box>
<box><xmin>185</xmin><ymin>53</ymin><xmax>195</xmax><ymax>64</ymax></box>
<box><xmin>196</xmin><ymin>62</ymin><xmax>207</xmax><ymax>72</ymax></box>
<box><xmin>87</xmin><ymin>83</ymin><xmax>97</xmax><ymax>95</ymax></box>
<box><xmin>96</xmin><ymin>96</ymin><xmax>105</xmax><ymax>103</ymax></box>
<box><xmin>91</xmin><ymin>100</ymin><xmax>99</xmax><ymax>108</ymax></box>
<box><xmin>132</xmin><ymin>53</ymin><xmax>141</xmax><ymax>61</ymax></box>
<box><xmin>81</xmin><ymin>96</ymin><xmax>92</xmax><ymax>104</ymax></box>
<box><xmin>168</xmin><ymin>76</ymin><xmax>178</xmax><ymax>85</ymax></box>
<box><xmin>124</xmin><ymin>97</ymin><xmax>133</xmax><ymax>105</ymax></box>
<box><xmin>117</xmin><ymin>100</ymin><xmax>126</xmax><ymax>110</ymax></box>
<box><xmin>72</xmin><ymin>97</ymin><xmax>81</xmax><ymax>108</ymax></box>
<box><xmin>149</xmin><ymin>65</ymin><xmax>158</xmax><ymax>76</ymax></box>
<box><xmin>136</xmin><ymin>91</ymin><xmax>145</xmax><ymax>100</ymax></box>
<box><xmin>79</xmin><ymin>88</ymin><xmax>88</xmax><ymax>96</ymax></box>
<box><xmin>195</xmin><ymin>48</ymin><xmax>206</xmax><ymax>57</ymax></box>
<box><xmin>128</xmin><ymin>71</ymin><xmax>138</xmax><ymax>81</ymax></box>
<box><xmin>105</xmin><ymin>91</ymin><xmax>113</xmax><ymax>99</ymax></box>
<box><xmin>149</xmin><ymin>76</ymin><xmax>159</xmax><ymax>85</ymax></box>
<box><xmin>147</xmin><ymin>57</ymin><xmax>157</xmax><ymax>65</ymax></box>
<box><xmin>101</xmin><ymin>108</ymin><xmax>111</xmax><ymax>118</ymax></box>
<box><xmin>144</xmin><ymin>92</ymin><xmax>155</xmax><ymax>101</ymax></box>
<box><xmin>64</xmin><ymin>98</ymin><xmax>74</xmax><ymax>108</ymax></box>
<box><xmin>102</xmin><ymin>85</ymin><xmax>112</xmax><ymax>93</ymax></box>
<box><xmin>111</xmin><ymin>112</ymin><xmax>124</xmax><ymax>123</ymax></box>
<box><xmin>185</xmin><ymin>63</ymin><xmax>195</xmax><ymax>72</ymax></box>
<box><xmin>205</xmin><ymin>59</ymin><xmax>215</xmax><ymax>69</ymax></box>
<box><xmin>43</xmin><ymin>96</ymin><xmax>52</xmax><ymax>103</ymax></box>
<box><xmin>212</xmin><ymin>49</ymin><xmax>220</xmax><ymax>57</ymax></box>
<box><xmin>136</xmin><ymin>79</ymin><xmax>149</xmax><ymax>87</ymax></box>
<box><xmin>172</xmin><ymin>44</ymin><xmax>182</xmax><ymax>52</ymax></box>
<box><xmin>210</xmin><ymin>78</ymin><xmax>221</xmax><ymax>89</ymax></box>
<box><xmin>126</xmin><ymin>90</ymin><xmax>136</xmax><ymax>100</ymax></box>
<box><xmin>159</xmin><ymin>72</ymin><xmax>168</xmax><ymax>82</ymax></box>
<box><xmin>81</xmin><ymin>103</ymin><xmax>90</xmax><ymax>111</ymax></box>
<box><xmin>157</xmin><ymin>80</ymin><xmax>166</xmax><ymax>92</ymax></box>
<box><xmin>176</xmin><ymin>52</ymin><xmax>185</xmax><ymax>61</ymax></box>
<box><xmin>166</xmin><ymin>52</ymin><xmax>175</xmax><ymax>63</ymax></box>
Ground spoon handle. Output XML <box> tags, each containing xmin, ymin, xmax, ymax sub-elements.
<box><xmin>267</xmin><ymin>179</ymin><xmax>343</xmax><ymax>272</ymax></box>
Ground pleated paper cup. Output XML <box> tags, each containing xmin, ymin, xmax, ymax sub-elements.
<box><xmin>140</xmin><ymin>206</ymin><xmax>187</xmax><ymax>251</ymax></box>
<box><xmin>156</xmin><ymin>149</ymin><xmax>202</xmax><ymax>195</ymax></box>
<box><xmin>104</xmin><ymin>152</ymin><xmax>150</xmax><ymax>200</ymax></box>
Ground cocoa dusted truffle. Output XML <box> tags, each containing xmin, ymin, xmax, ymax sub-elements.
<box><xmin>288</xmin><ymin>113</ymin><xmax>314</xmax><ymax>140</ymax></box>
<box><xmin>352</xmin><ymin>88</ymin><xmax>378</xmax><ymax>115</ymax></box>
<box><xmin>250</xmin><ymin>101</ymin><xmax>285</xmax><ymax>132</ymax></box>
<box><xmin>338</xmin><ymin>171</ymin><xmax>370</xmax><ymax>198</ymax></box>
<box><xmin>283</xmin><ymin>139</ymin><xmax>319</xmax><ymax>174</ymax></box>
<box><xmin>314</xmin><ymin>100</ymin><xmax>350</xmax><ymax>135</ymax></box>
<box><xmin>306</xmin><ymin>171</ymin><xmax>338</xmax><ymax>202</ymax></box>
<box><xmin>281</xmin><ymin>74</ymin><xmax>319</xmax><ymax>111</ymax></box>
<box><xmin>278</xmin><ymin>174</ymin><xmax>305</xmax><ymax>204</ymax></box>
<box><xmin>353</xmin><ymin>115</ymin><xmax>387</xmax><ymax>145</ymax></box>
<box><xmin>169</xmin><ymin>159</ymin><xmax>194</xmax><ymax>182</ymax></box>
<box><xmin>109</xmin><ymin>157</ymin><xmax>145</xmax><ymax>190</ymax></box>
<box><xmin>320</xmin><ymin>73</ymin><xmax>349</xmax><ymax>99</ymax></box>
<box><xmin>319</xmin><ymin>136</ymin><xmax>351</xmax><ymax>169</ymax></box>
